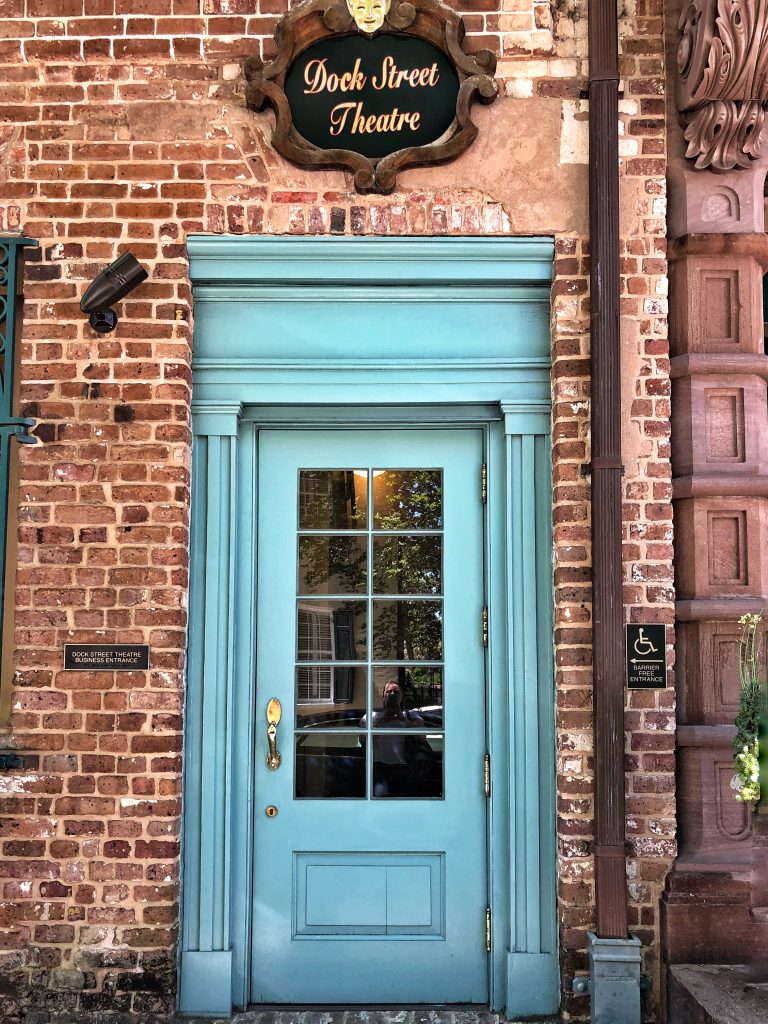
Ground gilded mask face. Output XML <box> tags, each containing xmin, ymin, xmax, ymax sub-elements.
<box><xmin>346</xmin><ymin>0</ymin><xmax>390</xmax><ymax>34</ymax></box>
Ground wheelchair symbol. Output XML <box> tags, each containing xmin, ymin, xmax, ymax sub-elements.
<box><xmin>633</xmin><ymin>628</ymin><xmax>658</xmax><ymax>657</ymax></box>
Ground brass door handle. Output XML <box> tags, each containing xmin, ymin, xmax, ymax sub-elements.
<box><xmin>266</xmin><ymin>698</ymin><xmax>282</xmax><ymax>771</ymax></box>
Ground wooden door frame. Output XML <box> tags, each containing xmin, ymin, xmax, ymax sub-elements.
<box><xmin>179</xmin><ymin>237</ymin><xmax>558</xmax><ymax>1018</ymax></box>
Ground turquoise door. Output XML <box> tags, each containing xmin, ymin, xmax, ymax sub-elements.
<box><xmin>251</xmin><ymin>427</ymin><xmax>488</xmax><ymax>1004</ymax></box>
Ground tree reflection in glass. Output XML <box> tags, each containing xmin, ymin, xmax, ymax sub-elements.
<box><xmin>299</xmin><ymin>470</ymin><xmax>368</xmax><ymax>529</ymax></box>
<box><xmin>372</xmin><ymin>535</ymin><xmax>441</xmax><ymax>595</ymax></box>
<box><xmin>299</xmin><ymin>535</ymin><xmax>368</xmax><ymax>595</ymax></box>
<box><xmin>372</xmin><ymin>600</ymin><xmax>442</xmax><ymax>661</ymax></box>
<box><xmin>373</xmin><ymin>470</ymin><xmax>442</xmax><ymax>530</ymax></box>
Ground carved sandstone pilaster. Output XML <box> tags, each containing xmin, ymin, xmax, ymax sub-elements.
<box><xmin>677</xmin><ymin>0</ymin><xmax>768</xmax><ymax>171</ymax></box>
<box><xmin>663</xmin><ymin>1</ymin><xmax>768</xmax><ymax>971</ymax></box>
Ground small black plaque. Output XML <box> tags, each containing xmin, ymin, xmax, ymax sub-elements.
<box><xmin>625</xmin><ymin>624</ymin><xmax>666</xmax><ymax>689</ymax></box>
<box><xmin>64</xmin><ymin>644</ymin><xmax>150</xmax><ymax>671</ymax></box>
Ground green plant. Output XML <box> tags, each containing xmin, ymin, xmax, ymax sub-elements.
<box><xmin>732</xmin><ymin>613</ymin><xmax>764</xmax><ymax>805</ymax></box>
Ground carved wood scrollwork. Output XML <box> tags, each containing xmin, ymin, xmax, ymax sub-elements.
<box><xmin>677</xmin><ymin>0</ymin><xmax>768</xmax><ymax>171</ymax></box>
<box><xmin>244</xmin><ymin>0</ymin><xmax>498</xmax><ymax>193</ymax></box>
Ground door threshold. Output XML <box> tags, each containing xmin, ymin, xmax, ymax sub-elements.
<box><xmin>246</xmin><ymin>1006</ymin><xmax>494</xmax><ymax>1011</ymax></box>
<box><xmin>185</xmin><ymin>1010</ymin><xmax>558</xmax><ymax>1024</ymax></box>
<box><xmin>231</xmin><ymin>1010</ymin><xmax>500</xmax><ymax>1024</ymax></box>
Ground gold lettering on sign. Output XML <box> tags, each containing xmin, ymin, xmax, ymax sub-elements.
<box><xmin>305</xmin><ymin>52</ymin><xmax>440</xmax><ymax>137</ymax></box>
<box><xmin>372</xmin><ymin>55</ymin><xmax>439</xmax><ymax>90</ymax></box>
<box><xmin>329</xmin><ymin>101</ymin><xmax>421</xmax><ymax>135</ymax></box>
<box><xmin>304</xmin><ymin>57</ymin><xmax>367</xmax><ymax>94</ymax></box>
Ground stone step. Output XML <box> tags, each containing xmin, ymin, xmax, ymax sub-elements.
<box><xmin>194</xmin><ymin>1010</ymin><xmax>555</xmax><ymax>1024</ymax></box>
<box><xmin>30</xmin><ymin>1007</ymin><xmax>559</xmax><ymax>1024</ymax></box>
<box><xmin>668</xmin><ymin>965</ymin><xmax>768</xmax><ymax>1024</ymax></box>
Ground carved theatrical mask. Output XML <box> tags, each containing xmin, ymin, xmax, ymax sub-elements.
<box><xmin>346</xmin><ymin>0</ymin><xmax>390</xmax><ymax>34</ymax></box>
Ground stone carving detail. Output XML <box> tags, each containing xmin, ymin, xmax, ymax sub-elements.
<box><xmin>677</xmin><ymin>0</ymin><xmax>768</xmax><ymax>170</ymax></box>
<box><xmin>700</xmin><ymin>185</ymin><xmax>740</xmax><ymax>222</ymax></box>
<box><xmin>715</xmin><ymin>760</ymin><xmax>751</xmax><ymax>840</ymax></box>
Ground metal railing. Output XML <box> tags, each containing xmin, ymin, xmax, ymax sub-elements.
<box><xmin>0</xmin><ymin>236</ymin><xmax>38</xmax><ymax>724</ymax></box>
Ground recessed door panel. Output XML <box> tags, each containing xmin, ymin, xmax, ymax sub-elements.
<box><xmin>251</xmin><ymin>428</ymin><xmax>487</xmax><ymax>1004</ymax></box>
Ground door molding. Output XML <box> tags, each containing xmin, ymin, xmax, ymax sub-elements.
<box><xmin>492</xmin><ymin>404</ymin><xmax>558</xmax><ymax>1011</ymax></box>
<box><xmin>180</xmin><ymin>237</ymin><xmax>557</xmax><ymax>1017</ymax></box>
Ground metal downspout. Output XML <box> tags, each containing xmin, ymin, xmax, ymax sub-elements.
<box><xmin>581</xmin><ymin>0</ymin><xmax>642</xmax><ymax>1019</ymax></box>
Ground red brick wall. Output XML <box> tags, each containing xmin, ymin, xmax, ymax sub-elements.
<box><xmin>0</xmin><ymin>0</ymin><xmax>674</xmax><ymax>1019</ymax></box>
<box><xmin>552</xmin><ymin>5</ymin><xmax>675</xmax><ymax>1016</ymax></box>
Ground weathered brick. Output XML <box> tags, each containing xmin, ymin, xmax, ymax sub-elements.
<box><xmin>0</xmin><ymin>0</ymin><xmax>674</xmax><ymax>1017</ymax></box>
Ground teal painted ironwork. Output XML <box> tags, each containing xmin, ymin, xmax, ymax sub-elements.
<box><xmin>182</xmin><ymin>236</ymin><xmax>557</xmax><ymax>1018</ymax></box>
<box><xmin>0</xmin><ymin>237</ymin><xmax>38</xmax><ymax>719</ymax></box>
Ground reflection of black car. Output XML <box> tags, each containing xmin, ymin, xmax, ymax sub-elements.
<box><xmin>297</xmin><ymin>709</ymin><xmax>363</xmax><ymax>730</ymax></box>
<box><xmin>295</xmin><ymin>730</ymin><xmax>366</xmax><ymax>798</ymax></box>
<box><xmin>298</xmin><ymin>705</ymin><xmax>444</xmax><ymax>729</ymax></box>
<box><xmin>415</xmin><ymin>705</ymin><xmax>443</xmax><ymax>728</ymax></box>
<box><xmin>294</xmin><ymin>707</ymin><xmax>444</xmax><ymax>799</ymax></box>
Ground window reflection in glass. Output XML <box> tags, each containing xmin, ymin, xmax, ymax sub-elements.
<box><xmin>372</xmin><ymin>535</ymin><xmax>442</xmax><ymax>595</ymax></box>
<box><xmin>297</xmin><ymin>601</ymin><xmax>366</xmax><ymax>661</ymax></box>
<box><xmin>299</xmin><ymin>535</ymin><xmax>368</xmax><ymax>595</ymax></box>
<box><xmin>372</xmin><ymin>470</ymin><xmax>442</xmax><ymax>531</ymax></box>
<box><xmin>372</xmin><ymin>667</ymin><xmax>443</xmax><ymax>720</ymax></box>
<box><xmin>299</xmin><ymin>470</ymin><xmax>368</xmax><ymax>530</ymax></box>
<box><xmin>294</xmin><ymin>464</ymin><xmax>448</xmax><ymax>800</ymax></box>
<box><xmin>372</xmin><ymin>600</ymin><xmax>443</xmax><ymax>661</ymax></box>
<box><xmin>296</xmin><ymin>666</ymin><xmax>367</xmax><ymax>727</ymax></box>
<box><xmin>295</xmin><ymin>733</ymin><xmax>366</xmax><ymax>798</ymax></box>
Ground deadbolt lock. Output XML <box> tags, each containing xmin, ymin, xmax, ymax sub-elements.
<box><xmin>265</xmin><ymin>805</ymin><xmax>278</xmax><ymax>818</ymax></box>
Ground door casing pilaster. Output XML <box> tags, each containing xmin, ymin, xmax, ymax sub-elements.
<box><xmin>181</xmin><ymin>237</ymin><xmax>558</xmax><ymax>1017</ymax></box>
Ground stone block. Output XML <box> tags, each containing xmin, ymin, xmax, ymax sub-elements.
<box><xmin>672</xmin><ymin>374</ymin><xmax>768</xmax><ymax>478</ymax></box>
<box><xmin>668</xmin><ymin>965</ymin><xmax>768</xmax><ymax>1024</ymax></box>
<box><xmin>49</xmin><ymin>968</ymin><xmax>89</xmax><ymax>991</ymax></box>
<box><xmin>670</xmin><ymin>256</ymin><xmax>763</xmax><ymax>357</ymax></box>
<box><xmin>676</xmin><ymin>620</ymin><xmax>768</xmax><ymax>725</ymax></box>
<box><xmin>674</xmin><ymin>497</ymin><xmax>768</xmax><ymax>600</ymax></box>
<box><xmin>676</xmin><ymin>727</ymin><xmax>752</xmax><ymax>865</ymax></box>
<box><xmin>667</xmin><ymin>161</ymin><xmax>768</xmax><ymax>238</ymax></box>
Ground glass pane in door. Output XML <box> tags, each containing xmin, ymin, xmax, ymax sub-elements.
<box><xmin>294</xmin><ymin>466</ymin><xmax>445</xmax><ymax>799</ymax></box>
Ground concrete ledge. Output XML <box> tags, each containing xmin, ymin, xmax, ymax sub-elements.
<box><xmin>668</xmin><ymin>965</ymin><xmax>768</xmax><ymax>1024</ymax></box>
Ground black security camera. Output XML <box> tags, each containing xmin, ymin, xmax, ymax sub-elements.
<box><xmin>80</xmin><ymin>252</ymin><xmax>148</xmax><ymax>333</ymax></box>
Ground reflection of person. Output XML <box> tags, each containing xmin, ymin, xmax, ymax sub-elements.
<box><xmin>346</xmin><ymin>0</ymin><xmax>390</xmax><ymax>34</ymax></box>
<box><xmin>362</xmin><ymin>681</ymin><xmax>425</xmax><ymax>797</ymax></box>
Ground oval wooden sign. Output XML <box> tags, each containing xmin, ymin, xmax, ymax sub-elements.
<box><xmin>284</xmin><ymin>34</ymin><xmax>459</xmax><ymax>160</ymax></box>
<box><xmin>244</xmin><ymin>0</ymin><xmax>498</xmax><ymax>193</ymax></box>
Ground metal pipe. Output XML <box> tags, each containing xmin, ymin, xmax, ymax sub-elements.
<box><xmin>588</xmin><ymin>0</ymin><xmax>629</xmax><ymax>940</ymax></box>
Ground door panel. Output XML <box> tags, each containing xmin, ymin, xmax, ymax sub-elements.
<box><xmin>251</xmin><ymin>428</ymin><xmax>487</xmax><ymax>1004</ymax></box>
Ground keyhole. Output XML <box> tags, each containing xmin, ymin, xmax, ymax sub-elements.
<box><xmin>265</xmin><ymin>805</ymin><xmax>278</xmax><ymax>818</ymax></box>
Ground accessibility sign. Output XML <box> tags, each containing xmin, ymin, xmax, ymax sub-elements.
<box><xmin>625</xmin><ymin>624</ymin><xmax>667</xmax><ymax>689</ymax></box>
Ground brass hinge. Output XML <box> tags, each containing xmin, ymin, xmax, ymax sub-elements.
<box><xmin>481</xmin><ymin>462</ymin><xmax>487</xmax><ymax>503</ymax></box>
<box><xmin>484</xmin><ymin>753</ymin><xmax>490</xmax><ymax>797</ymax></box>
<box><xmin>482</xmin><ymin>605</ymin><xmax>488</xmax><ymax>647</ymax></box>
<box><xmin>485</xmin><ymin>905</ymin><xmax>491</xmax><ymax>952</ymax></box>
